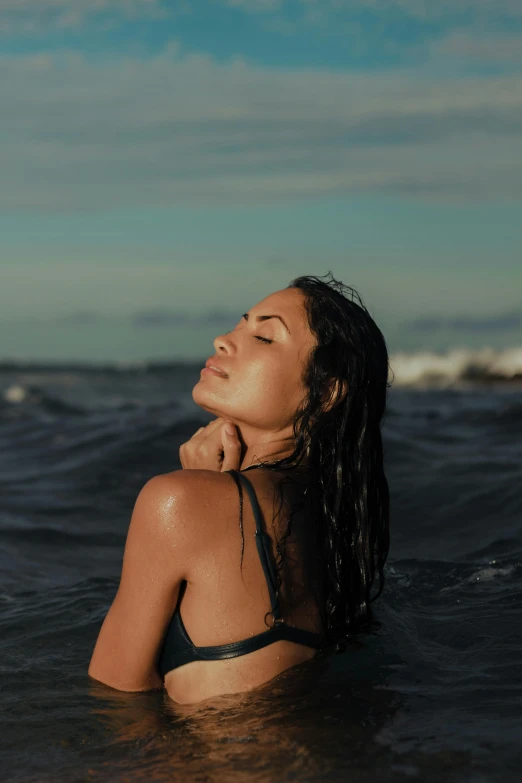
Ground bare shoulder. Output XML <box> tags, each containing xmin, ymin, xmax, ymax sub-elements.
<box><xmin>154</xmin><ymin>468</ymin><xmax>238</xmax><ymax>503</ymax></box>
<box><xmin>139</xmin><ymin>469</ymin><xmax>240</xmax><ymax>547</ymax></box>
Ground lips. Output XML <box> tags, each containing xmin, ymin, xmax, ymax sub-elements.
<box><xmin>204</xmin><ymin>358</ymin><xmax>228</xmax><ymax>377</ymax></box>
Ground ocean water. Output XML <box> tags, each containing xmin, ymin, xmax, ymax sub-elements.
<box><xmin>1</xmin><ymin>351</ymin><xmax>521</xmax><ymax>783</ymax></box>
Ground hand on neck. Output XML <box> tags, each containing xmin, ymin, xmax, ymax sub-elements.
<box><xmin>239</xmin><ymin>443</ymin><xmax>311</xmax><ymax>472</ymax></box>
<box><xmin>240</xmin><ymin>445</ymin><xmax>292</xmax><ymax>471</ymax></box>
<box><xmin>230</xmin><ymin>423</ymin><xmax>309</xmax><ymax>472</ymax></box>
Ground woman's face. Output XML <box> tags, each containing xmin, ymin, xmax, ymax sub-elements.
<box><xmin>192</xmin><ymin>287</ymin><xmax>316</xmax><ymax>432</ymax></box>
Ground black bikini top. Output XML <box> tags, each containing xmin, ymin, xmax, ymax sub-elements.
<box><xmin>158</xmin><ymin>468</ymin><xmax>325</xmax><ymax>677</ymax></box>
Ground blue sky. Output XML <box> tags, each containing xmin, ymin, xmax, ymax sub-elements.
<box><xmin>1</xmin><ymin>0</ymin><xmax>521</xmax><ymax>362</ymax></box>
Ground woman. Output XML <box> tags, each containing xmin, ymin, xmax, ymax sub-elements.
<box><xmin>89</xmin><ymin>272</ymin><xmax>391</xmax><ymax>704</ymax></box>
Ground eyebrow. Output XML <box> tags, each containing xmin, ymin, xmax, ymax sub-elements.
<box><xmin>242</xmin><ymin>312</ymin><xmax>291</xmax><ymax>335</ymax></box>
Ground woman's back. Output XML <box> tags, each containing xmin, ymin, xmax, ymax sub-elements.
<box><xmin>162</xmin><ymin>466</ymin><xmax>325</xmax><ymax>704</ymax></box>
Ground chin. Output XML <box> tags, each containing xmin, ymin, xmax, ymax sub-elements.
<box><xmin>192</xmin><ymin>383</ymin><xmax>219</xmax><ymax>415</ymax></box>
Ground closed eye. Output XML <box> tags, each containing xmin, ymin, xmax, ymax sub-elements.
<box><xmin>241</xmin><ymin>313</ymin><xmax>273</xmax><ymax>344</ymax></box>
<box><xmin>224</xmin><ymin>325</ymin><xmax>272</xmax><ymax>344</ymax></box>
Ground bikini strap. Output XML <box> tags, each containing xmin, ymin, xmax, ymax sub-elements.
<box><xmin>226</xmin><ymin>469</ymin><xmax>282</xmax><ymax>623</ymax></box>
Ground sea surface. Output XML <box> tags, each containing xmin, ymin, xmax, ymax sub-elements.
<box><xmin>1</xmin><ymin>349</ymin><xmax>521</xmax><ymax>783</ymax></box>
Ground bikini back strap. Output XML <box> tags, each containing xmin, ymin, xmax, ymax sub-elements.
<box><xmin>227</xmin><ymin>469</ymin><xmax>282</xmax><ymax>622</ymax></box>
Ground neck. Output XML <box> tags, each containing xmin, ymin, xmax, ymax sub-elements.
<box><xmin>226</xmin><ymin>421</ymin><xmax>309</xmax><ymax>472</ymax></box>
<box><xmin>239</xmin><ymin>444</ymin><xmax>309</xmax><ymax>472</ymax></box>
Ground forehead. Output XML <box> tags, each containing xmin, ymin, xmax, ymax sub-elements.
<box><xmin>253</xmin><ymin>288</ymin><xmax>308</xmax><ymax>327</ymax></box>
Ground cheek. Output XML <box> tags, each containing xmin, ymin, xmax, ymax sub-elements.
<box><xmin>246</xmin><ymin>358</ymin><xmax>304</xmax><ymax>408</ymax></box>
<box><xmin>235</xmin><ymin>357</ymin><xmax>280</xmax><ymax>396</ymax></box>
<box><xmin>193</xmin><ymin>353</ymin><xmax>305</xmax><ymax>425</ymax></box>
<box><xmin>225</xmin><ymin>359</ymin><xmax>292</xmax><ymax>418</ymax></box>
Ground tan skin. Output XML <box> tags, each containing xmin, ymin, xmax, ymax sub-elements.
<box><xmin>89</xmin><ymin>287</ymin><xmax>342</xmax><ymax>704</ymax></box>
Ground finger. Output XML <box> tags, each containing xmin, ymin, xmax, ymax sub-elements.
<box><xmin>220</xmin><ymin>421</ymin><xmax>241</xmax><ymax>472</ymax></box>
<box><xmin>206</xmin><ymin>417</ymin><xmax>225</xmax><ymax>429</ymax></box>
<box><xmin>190</xmin><ymin>419</ymin><xmax>222</xmax><ymax>439</ymax></box>
<box><xmin>187</xmin><ymin>423</ymin><xmax>215</xmax><ymax>443</ymax></box>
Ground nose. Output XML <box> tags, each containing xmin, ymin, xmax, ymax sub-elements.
<box><xmin>213</xmin><ymin>330</ymin><xmax>233</xmax><ymax>352</ymax></box>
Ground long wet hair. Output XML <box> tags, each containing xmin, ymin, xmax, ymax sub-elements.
<box><xmin>243</xmin><ymin>271</ymin><xmax>392</xmax><ymax>652</ymax></box>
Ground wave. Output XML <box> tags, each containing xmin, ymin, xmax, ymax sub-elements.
<box><xmin>1</xmin><ymin>345</ymin><xmax>522</xmax><ymax>391</ymax></box>
<box><xmin>1</xmin><ymin>383</ymin><xmax>87</xmax><ymax>415</ymax></box>
<box><xmin>388</xmin><ymin>345</ymin><xmax>522</xmax><ymax>387</ymax></box>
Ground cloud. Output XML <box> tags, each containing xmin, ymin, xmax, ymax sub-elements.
<box><xmin>132</xmin><ymin>310</ymin><xmax>191</xmax><ymax>328</ymax></box>
<box><xmin>430</xmin><ymin>31</ymin><xmax>522</xmax><ymax>66</ymax></box>
<box><xmin>227</xmin><ymin>0</ymin><xmax>281</xmax><ymax>10</ymax></box>
<box><xmin>406</xmin><ymin>308</ymin><xmax>522</xmax><ymax>333</ymax></box>
<box><xmin>448</xmin><ymin>311</ymin><xmax>522</xmax><ymax>331</ymax></box>
<box><xmin>131</xmin><ymin>308</ymin><xmax>237</xmax><ymax>328</ymax></box>
<box><xmin>225</xmin><ymin>0</ymin><xmax>522</xmax><ymax>67</ymax></box>
<box><xmin>383</xmin><ymin>0</ymin><xmax>522</xmax><ymax>18</ymax></box>
<box><xmin>225</xmin><ymin>0</ymin><xmax>522</xmax><ymax>21</ymax></box>
<box><xmin>1</xmin><ymin>45</ymin><xmax>522</xmax><ymax>211</ymax></box>
<box><xmin>56</xmin><ymin>311</ymin><xmax>102</xmax><ymax>325</ymax></box>
<box><xmin>0</xmin><ymin>0</ymin><xmax>171</xmax><ymax>33</ymax></box>
<box><xmin>199</xmin><ymin>309</ymin><xmax>239</xmax><ymax>326</ymax></box>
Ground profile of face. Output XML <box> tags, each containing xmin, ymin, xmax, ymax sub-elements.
<box><xmin>192</xmin><ymin>288</ymin><xmax>316</xmax><ymax>440</ymax></box>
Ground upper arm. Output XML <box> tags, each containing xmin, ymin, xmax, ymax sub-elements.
<box><xmin>88</xmin><ymin>472</ymin><xmax>193</xmax><ymax>692</ymax></box>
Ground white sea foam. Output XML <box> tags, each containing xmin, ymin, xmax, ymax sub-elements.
<box><xmin>389</xmin><ymin>345</ymin><xmax>522</xmax><ymax>387</ymax></box>
<box><xmin>3</xmin><ymin>384</ymin><xmax>27</xmax><ymax>404</ymax></box>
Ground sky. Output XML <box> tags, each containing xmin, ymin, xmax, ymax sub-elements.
<box><xmin>1</xmin><ymin>0</ymin><xmax>521</xmax><ymax>363</ymax></box>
